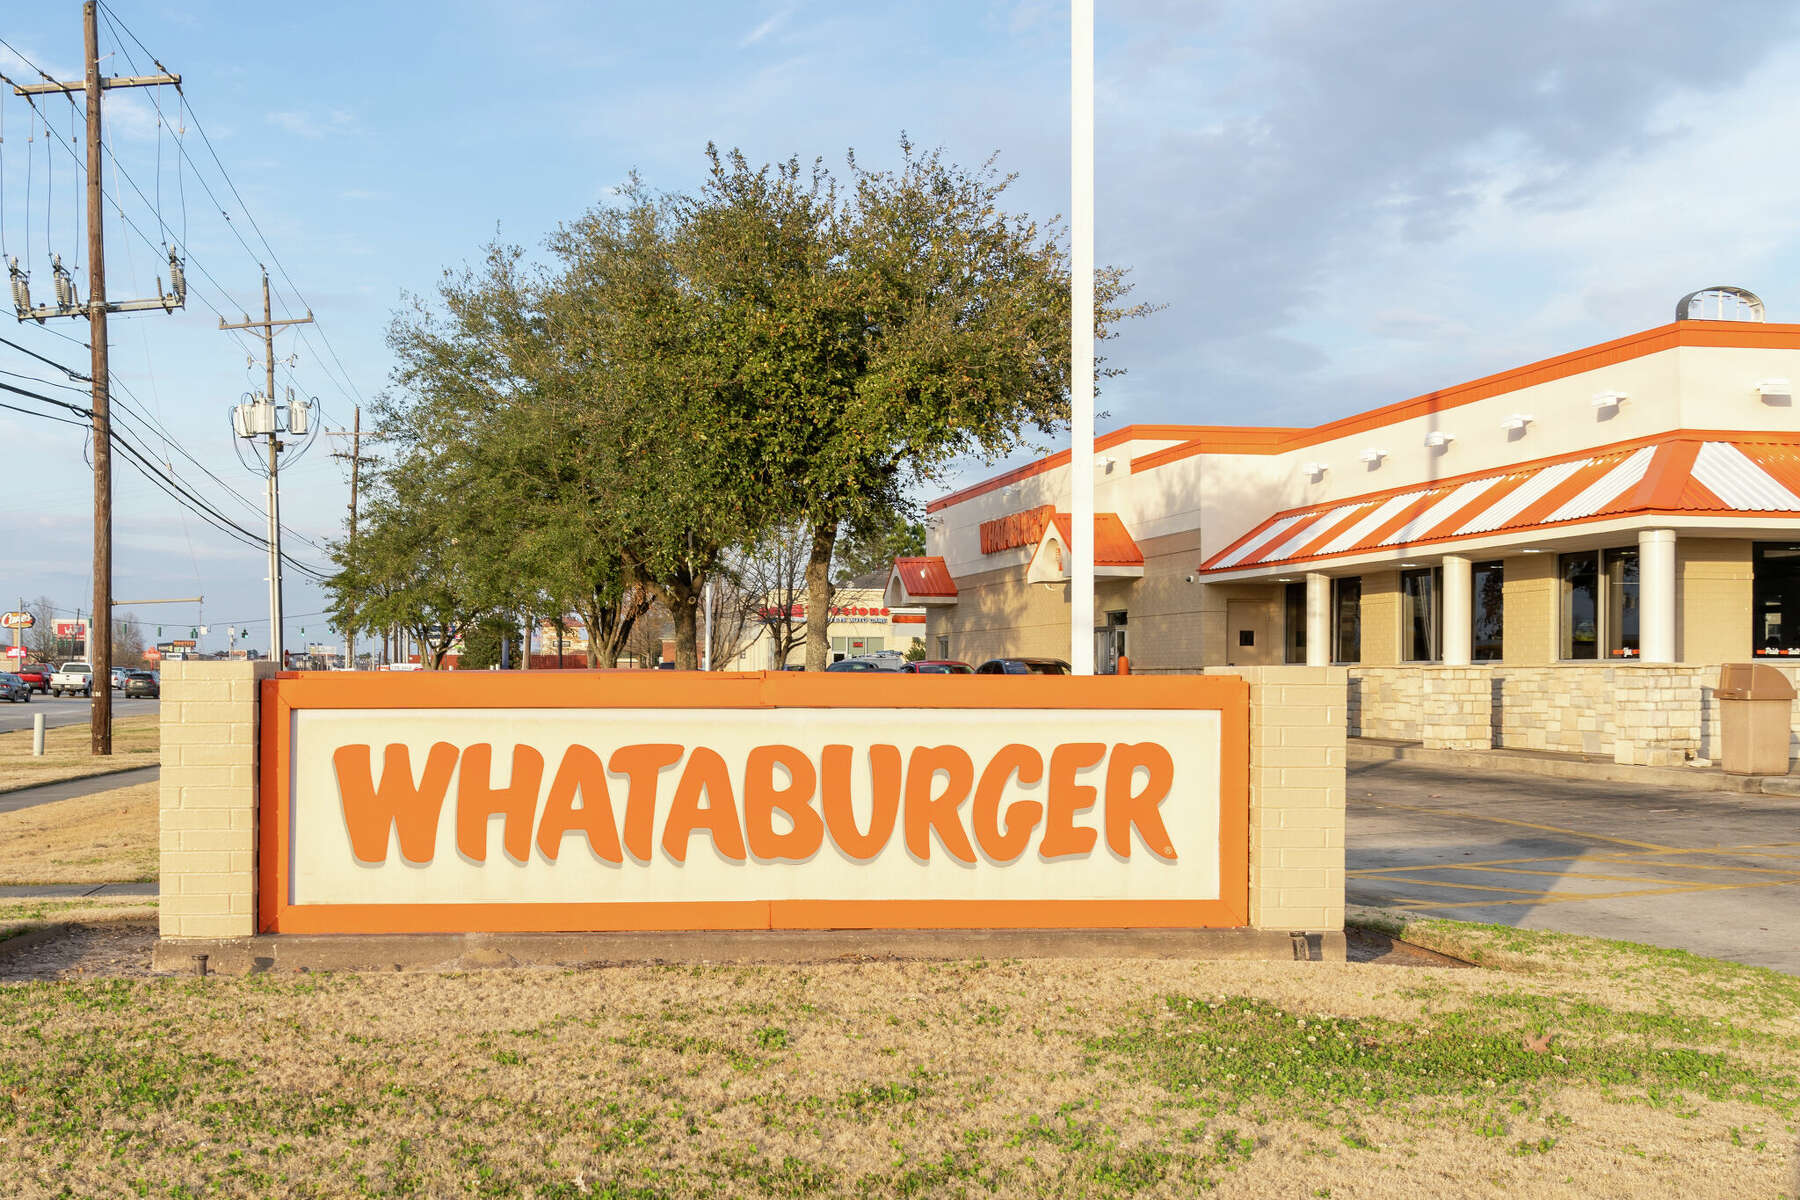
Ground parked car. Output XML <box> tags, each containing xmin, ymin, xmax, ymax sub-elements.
<box><xmin>826</xmin><ymin>656</ymin><xmax>907</xmax><ymax>672</ymax></box>
<box><xmin>50</xmin><ymin>661</ymin><xmax>93</xmax><ymax>696</ymax></box>
<box><xmin>900</xmin><ymin>660</ymin><xmax>974</xmax><ymax>674</ymax></box>
<box><xmin>0</xmin><ymin>672</ymin><xmax>31</xmax><ymax>703</ymax></box>
<box><xmin>974</xmin><ymin>657</ymin><xmax>1073</xmax><ymax>675</ymax></box>
<box><xmin>122</xmin><ymin>670</ymin><xmax>160</xmax><ymax>699</ymax></box>
<box><xmin>16</xmin><ymin>663</ymin><xmax>52</xmax><ymax>693</ymax></box>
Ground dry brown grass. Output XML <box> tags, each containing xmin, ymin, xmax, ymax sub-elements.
<box><xmin>0</xmin><ymin>781</ymin><xmax>157</xmax><ymax>885</ymax></box>
<box><xmin>0</xmin><ymin>714</ymin><xmax>158</xmax><ymax>791</ymax></box>
<box><xmin>1</xmin><ymin>920</ymin><xmax>1796</xmax><ymax>1198</ymax></box>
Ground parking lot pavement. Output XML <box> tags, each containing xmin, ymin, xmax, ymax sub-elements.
<box><xmin>1348</xmin><ymin>759</ymin><xmax>1800</xmax><ymax>974</ymax></box>
<box><xmin>0</xmin><ymin>692</ymin><xmax>158</xmax><ymax>735</ymax></box>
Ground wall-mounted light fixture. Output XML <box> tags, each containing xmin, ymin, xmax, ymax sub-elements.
<box><xmin>1755</xmin><ymin>378</ymin><xmax>1792</xmax><ymax>400</ymax></box>
<box><xmin>1501</xmin><ymin>413</ymin><xmax>1534</xmax><ymax>432</ymax></box>
<box><xmin>1358</xmin><ymin>447</ymin><xmax>1388</xmax><ymax>465</ymax></box>
<box><xmin>1302</xmin><ymin>461</ymin><xmax>1328</xmax><ymax>481</ymax></box>
<box><xmin>1591</xmin><ymin>390</ymin><xmax>1628</xmax><ymax>411</ymax></box>
<box><xmin>1423</xmin><ymin>430</ymin><xmax>1455</xmax><ymax>448</ymax></box>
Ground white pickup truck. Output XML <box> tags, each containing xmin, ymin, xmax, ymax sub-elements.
<box><xmin>49</xmin><ymin>661</ymin><xmax>94</xmax><ymax>697</ymax></box>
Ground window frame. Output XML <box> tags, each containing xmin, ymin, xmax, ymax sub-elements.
<box><xmin>1283</xmin><ymin>581</ymin><xmax>1307</xmax><ymax>664</ymax></box>
<box><xmin>1558</xmin><ymin>547</ymin><xmax>1639</xmax><ymax>661</ymax></box>
<box><xmin>1400</xmin><ymin>566</ymin><xmax>1443</xmax><ymax>663</ymax></box>
<box><xmin>1472</xmin><ymin>560</ymin><xmax>1504</xmax><ymax>662</ymax></box>
<box><xmin>1332</xmin><ymin>576</ymin><xmax>1362</xmax><ymax>664</ymax></box>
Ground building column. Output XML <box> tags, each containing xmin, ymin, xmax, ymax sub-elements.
<box><xmin>1305</xmin><ymin>572</ymin><xmax>1330</xmax><ymax>667</ymax></box>
<box><xmin>1441</xmin><ymin>554</ymin><xmax>1472</xmax><ymax>666</ymax></box>
<box><xmin>1640</xmin><ymin>528</ymin><xmax>1677</xmax><ymax>663</ymax></box>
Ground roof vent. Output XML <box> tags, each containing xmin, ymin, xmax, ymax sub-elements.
<box><xmin>1676</xmin><ymin>286</ymin><xmax>1764</xmax><ymax>322</ymax></box>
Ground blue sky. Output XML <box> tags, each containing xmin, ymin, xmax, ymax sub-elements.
<box><xmin>4</xmin><ymin>1</ymin><xmax>1800</xmax><ymax>653</ymax></box>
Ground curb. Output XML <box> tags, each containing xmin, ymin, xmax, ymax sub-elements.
<box><xmin>1348</xmin><ymin>739</ymin><xmax>1800</xmax><ymax>795</ymax></box>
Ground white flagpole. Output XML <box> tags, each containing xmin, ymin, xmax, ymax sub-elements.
<box><xmin>1070</xmin><ymin>0</ymin><xmax>1096</xmax><ymax>674</ymax></box>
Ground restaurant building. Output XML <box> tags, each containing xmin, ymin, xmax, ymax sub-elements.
<box><xmin>889</xmin><ymin>292</ymin><xmax>1800</xmax><ymax>765</ymax></box>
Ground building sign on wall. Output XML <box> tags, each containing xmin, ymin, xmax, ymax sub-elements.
<box><xmin>260</xmin><ymin>673</ymin><xmax>1249</xmax><ymax>933</ymax></box>
<box><xmin>979</xmin><ymin>504</ymin><xmax>1056</xmax><ymax>554</ymax></box>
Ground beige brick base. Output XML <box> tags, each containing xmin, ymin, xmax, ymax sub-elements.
<box><xmin>158</xmin><ymin>659</ymin><xmax>275</xmax><ymax>939</ymax></box>
<box><xmin>1215</xmin><ymin>666</ymin><xmax>1347</xmax><ymax>933</ymax></box>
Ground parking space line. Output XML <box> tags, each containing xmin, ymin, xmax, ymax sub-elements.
<box><xmin>1589</xmin><ymin>855</ymin><xmax>1800</xmax><ymax>877</ymax></box>
<box><xmin>1351</xmin><ymin>875</ymin><xmax>1557</xmax><ymax>897</ymax></box>
<box><xmin>1350</xmin><ymin>864</ymin><xmax>1691</xmax><ymax>886</ymax></box>
<box><xmin>1362</xmin><ymin>801</ymin><xmax>1677</xmax><ymax>851</ymax></box>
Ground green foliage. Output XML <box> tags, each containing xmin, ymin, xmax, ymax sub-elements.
<box><xmin>834</xmin><ymin>514</ymin><xmax>925</xmax><ymax>586</ymax></box>
<box><xmin>326</xmin><ymin>139</ymin><xmax>1147</xmax><ymax>670</ymax></box>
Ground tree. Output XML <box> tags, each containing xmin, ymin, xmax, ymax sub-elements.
<box><xmin>686</xmin><ymin>141</ymin><xmax>1148</xmax><ymax>669</ymax></box>
<box><xmin>23</xmin><ymin>596</ymin><xmax>58</xmax><ymax>663</ymax></box>
<box><xmin>735</xmin><ymin>520</ymin><xmax>811</xmax><ymax>668</ymax></box>
<box><xmin>544</xmin><ymin>182</ymin><xmax>771</xmax><ymax>669</ymax></box>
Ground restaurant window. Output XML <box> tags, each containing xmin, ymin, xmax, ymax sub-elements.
<box><xmin>1560</xmin><ymin>549</ymin><xmax>1638</xmax><ymax>660</ymax></box>
<box><xmin>937</xmin><ymin>636</ymin><xmax>950</xmax><ymax>660</ymax></box>
<box><xmin>1283</xmin><ymin>581</ymin><xmax>1307</xmax><ymax>664</ymax></box>
<box><xmin>1753</xmin><ymin>543</ymin><xmax>1800</xmax><ymax>657</ymax></box>
<box><xmin>1332</xmin><ymin>577</ymin><xmax>1361</xmax><ymax>664</ymax></box>
<box><xmin>1401</xmin><ymin>567</ymin><xmax>1442</xmax><ymax>662</ymax></box>
<box><xmin>1472</xmin><ymin>561</ymin><xmax>1504</xmax><ymax>661</ymax></box>
<box><xmin>1604</xmin><ymin>549</ymin><xmax>1639</xmax><ymax>658</ymax></box>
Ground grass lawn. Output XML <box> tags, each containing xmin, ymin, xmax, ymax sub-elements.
<box><xmin>1</xmin><ymin>917</ymin><xmax>1794</xmax><ymax>1198</ymax></box>
<box><xmin>0</xmin><ymin>781</ymin><xmax>158</xmax><ymax>886</ymax></box>
<box><xmin>0</xmin><ymin>714</ymin><xmax>158</xmax><ymax>792</ymax></box>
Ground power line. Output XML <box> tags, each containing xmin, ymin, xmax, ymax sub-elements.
<box><xmin>98</xmin><ymin>3</ymin><xmax>369</xmax><ymax>413</ymax></box>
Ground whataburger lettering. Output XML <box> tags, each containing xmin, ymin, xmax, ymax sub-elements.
<box><xmin>334</xmin><ymin>738</ymin><xmax>1180</xmax><ymax>867</ymax></box>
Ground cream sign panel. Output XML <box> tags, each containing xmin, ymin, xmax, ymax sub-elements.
<box><xmin>287</xmin><ymin>707</ymin><xmax>1224</xmax><ymax>907</ymax></box>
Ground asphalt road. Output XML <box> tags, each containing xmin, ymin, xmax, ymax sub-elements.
<box><xmin>1348</xmin><ymin>759</ymin><xmax>1800</xmax><ymax>975</ymax></box>
<box><xmin>0</xmin><ymin>691</ymin><xmax>160</xmax><ymax>734</ymax></box>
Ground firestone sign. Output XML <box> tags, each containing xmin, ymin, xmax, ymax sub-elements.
<box><xmin>260</xmin><ymin>673</ymin><xmax>1249</xmax><ymax>933</ymax></box>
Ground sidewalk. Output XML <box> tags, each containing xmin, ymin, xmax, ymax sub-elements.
<box><xmin>1350</xmin><ymin>737</ymin><xmax>1800</xmax><ymax>795</ymax></box>
<box><xmin>0</xmin><ymin>765</ymin><xmax>160</xmax><ymax>814</ymax></box>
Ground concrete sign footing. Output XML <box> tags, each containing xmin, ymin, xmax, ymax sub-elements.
<box><xmin>151</xmin><ymin>927</ymin><xmax>1349</xmax><ymax>975</ymax></box>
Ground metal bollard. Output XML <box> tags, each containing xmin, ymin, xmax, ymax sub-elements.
<box><xmin>32</xmin><ymin>711</ymin><xmax>44</xmax><ymax>757</ymax></box>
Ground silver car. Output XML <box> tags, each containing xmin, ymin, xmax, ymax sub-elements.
<box><xmin>0</xmin><ymin>672</ymin><xmax>31</xmax><ymax>703</ymax></box>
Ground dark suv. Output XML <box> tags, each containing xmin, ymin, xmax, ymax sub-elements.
<box><xmin>122</xmin><ymin>671</ymin><xmax>160</xmax><ymax>699</ymax></box>
<box><xmin>974</xmin><ymin>658</ymin><xmax>1072</xmax><ymax>675</ymax></box>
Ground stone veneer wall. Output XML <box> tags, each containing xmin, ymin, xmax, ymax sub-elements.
<box><xmin>1345</xmin><ymin>668</ymin><xmax>1423</xmax><ymax>741</ymax></box>
<box><xmin>1344</xmin><ymin>661</ymin><xmax>1800</xmax><ymax>768</ymax></box>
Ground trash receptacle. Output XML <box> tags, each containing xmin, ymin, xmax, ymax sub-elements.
<box><xmin>1715</xmin><ymin>664</ymin><xmax>1796</xmax><ymax>776</ymax></box>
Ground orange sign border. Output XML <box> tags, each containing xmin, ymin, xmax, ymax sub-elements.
<box><xmin>258</xmin><ymin>671</ymin><xmax>1250</xmax><ymax>935</ymax></box>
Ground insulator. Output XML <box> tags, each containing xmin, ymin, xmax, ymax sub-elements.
<box><xmin>7</xmin><ymin>258</ymin><xmax>28</xmax><ymax>314</ymax></box>
<box><xmin>52</xmin><ymin>255</ymin><xmax>73</xmax><ymax>309</ymax></box>
<box><xmin>168</xmin><ymin>252</ymin><xmax>186</xmax><ymax>304</ymax></box>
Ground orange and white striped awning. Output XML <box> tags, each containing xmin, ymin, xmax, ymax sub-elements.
<box><xmin>1201</xmin><ymin>433</ymin><xmax>1800</xmax><ymax>576</ymax></box>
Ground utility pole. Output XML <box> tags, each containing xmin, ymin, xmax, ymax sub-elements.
<box><xmin>328</xmin><ymin>406</ymin><xmax>364</xmax><ymax>669</ymax></box>
<box><xmin>11</xmin><ymin>3</ymin><xmax>182</xmax><ymax>753</ymax></box>
<box><xmin>222</xmin><ymin>274</ymin><xmax>312</xmax><ymax>668</ymax></box>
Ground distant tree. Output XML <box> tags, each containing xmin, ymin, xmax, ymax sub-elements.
<box><xmin>23</xmin><ymin>596</ymin><xmax>58</xmax><ymax>662</ymax></box>
<box><xmin>457</xmin><ymin>615</ymin><xmax>517</xmax><ymax>671</ymax></box>
<box><xmin>834</xmin><ymin>513</ymin><xmax>925</xmax><ymax>586</ymax></box>
<box><xmin>736</xmin><ymin>520</ymin><xmax>811</xmax><ymax>668</ymax></box>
